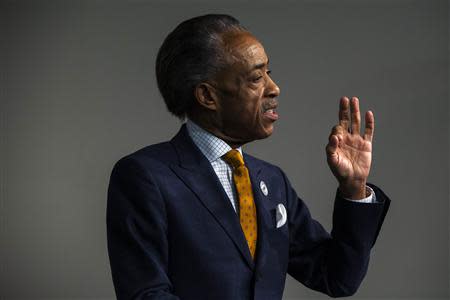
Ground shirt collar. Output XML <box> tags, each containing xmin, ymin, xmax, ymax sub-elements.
<box><xmin>186</xmin><ymin>119</ymin><xmax>243</xmax><ymax>163</ymax></box>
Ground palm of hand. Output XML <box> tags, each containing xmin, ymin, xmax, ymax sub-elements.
<box><xmin>326</xmin><ymin>97</ymin><xmax>374</xmax><ymax>187</ymax></box>
<box><xmin>328</xmin><ymin>131</ymin><xmax>372</xmax><ymax>182</ymax></box>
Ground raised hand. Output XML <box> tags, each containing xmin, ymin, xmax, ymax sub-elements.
<box><xmin>326</xmin><ymin>96</ymin><xmax>374</xmax><ymax>199</ymax></box>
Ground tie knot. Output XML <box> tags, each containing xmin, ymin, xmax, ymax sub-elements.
<box><xmin>222</xmin><ymin>149</ymin><xmax>244</xmax><ymax>169</ymax></box>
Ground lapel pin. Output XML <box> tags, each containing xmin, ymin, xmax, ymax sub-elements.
<box><xmin>260</xmin><ymin>181</ymin><xmax>268</xmax><ymax>196</ymax></box>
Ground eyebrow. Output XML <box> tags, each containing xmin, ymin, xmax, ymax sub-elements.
<box><xmin>250</xmin><ymin>59</ymin><xmax>270</xmax><ymax>71</ymax></box>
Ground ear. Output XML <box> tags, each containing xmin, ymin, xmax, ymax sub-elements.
<box><xmin>194</xmin><ymin>82</ymin><xmax>220</xmax><ymax>111</ymax></box>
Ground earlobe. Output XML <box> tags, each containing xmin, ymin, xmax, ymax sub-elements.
<box><xmin>194</xmin><ymin>83</ymin><xmax>218</xmax><ymax>111</ymax></box>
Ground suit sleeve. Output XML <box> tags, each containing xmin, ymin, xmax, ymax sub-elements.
<box><xmin>281</xmin><ymin>170</ymin><xmax>390</xmax><ymax>297</ymax></box>
<box><xmin>107</xmin><ymin>157</ymin><xmax>180</xmax><ymax>300</ymax></box>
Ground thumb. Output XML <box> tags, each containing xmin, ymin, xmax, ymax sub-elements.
<box><xmin>326</xmin><ymin>135</ymin><xmax>338</xmax><ymax>155</ymax></box>
<box><xmin>326</xmin><ymin>135</ymin><xmax>339</xmax><ymax>164</ymax></box>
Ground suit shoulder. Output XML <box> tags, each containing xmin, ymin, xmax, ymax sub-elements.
<box><xmin>243</xmin><ymin>152</ymin><xmax>284</xmax><ymax>174</ymax></box>
<box><xmin>112</xmin><ymin>141</ymin><xmax>176</xmax><ymax>175</ymax></box>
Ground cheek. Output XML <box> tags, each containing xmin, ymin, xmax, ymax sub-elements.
<box><xmin>244</xmin><ymin>88</ymin><xmax>264</xmax><ymax>118</ymax></box>
<box><xmin>226</xmin><ymin>87</ymin><xmax>264</xmax><ymax>127</ymax></box>
<box><xmin>252</xmin><ymin>90</ymin><xmax>265</xmax><ymax>123</ymax></box>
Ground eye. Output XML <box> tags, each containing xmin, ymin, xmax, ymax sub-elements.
<box><xmin>252</xmin><ymin>76</ymin><xmax>263</xmax><ymax>83</ymax></box>
<box><xmin>250</xmin><ymin>69</ymin><xmax>272</xmax><ymax>84</ymax></box>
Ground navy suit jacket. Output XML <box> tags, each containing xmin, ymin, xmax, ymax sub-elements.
<box><xmin>107</xmin><ymin>125</ymin><xmax>390</xmax><ymax>300</ymax></box>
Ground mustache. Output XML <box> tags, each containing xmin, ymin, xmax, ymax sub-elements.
<box><xmin>262</xmin><ymin>100</ymin><xmax>278</xmax><ymax>110</ymax></box>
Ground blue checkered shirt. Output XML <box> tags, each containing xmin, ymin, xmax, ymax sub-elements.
<box><xmin>186</xmin><ymin>120</ymin><xmax>242</xmax><ymax>212</ymax></box>
<box><xmin>186</xmin><ymin>120</ymin><xmax>375</xmax><ymax>209</ymax></box>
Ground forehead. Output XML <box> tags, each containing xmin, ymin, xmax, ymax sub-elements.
<box><xmin>221</xmin><ymin>31</ymin><xmax>268</xmax><ymax>69</ymax></box>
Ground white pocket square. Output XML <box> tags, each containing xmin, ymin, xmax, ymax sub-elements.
<box><xmin>276</xmin><ymin>203</ymin><xmax>287</xmax><ymax>228</ymax></box>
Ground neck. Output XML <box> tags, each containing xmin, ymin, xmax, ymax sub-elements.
<box><xmin>188</xmin><ymin>114</ymin><xmax>249</xmax><ymax>149</ymax></box>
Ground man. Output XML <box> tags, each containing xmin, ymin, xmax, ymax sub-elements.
<box><xmin>107</xmin><ymin>14</ymin><xmax>390</xmax><ymax>300</ymax></box>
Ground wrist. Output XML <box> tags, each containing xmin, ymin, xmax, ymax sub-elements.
<box><xmin>339</xmin><ymin>180</ymin><xmax>367</xmax><ymax>200</ymax></box>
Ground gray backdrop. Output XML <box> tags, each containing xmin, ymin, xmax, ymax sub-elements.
<box><xmin>2</xmin><ymin>0</ymin><xmax>449</xmax><ymax>299</ymax></box>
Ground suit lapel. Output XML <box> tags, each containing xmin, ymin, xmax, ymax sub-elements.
<box><xmin>245</xmin><ymin>154</ymin><xmax>272</xmax><ymax>276</ymax></box>
<box><xmin>169</xmin><ymin>125</ymin><xmax>254</xmax><ymax>270</ymax></box>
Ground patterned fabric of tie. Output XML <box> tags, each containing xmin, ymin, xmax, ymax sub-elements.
<box><xmin>222</xmin><ymin>149</ymin><xmax>258</xmax><ymax>259</ymax></box>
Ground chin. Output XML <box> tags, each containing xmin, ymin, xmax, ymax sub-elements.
<box><xmin>238</xmin><ymin>123</ymin><xmax>275</xmax><ymax>143</ymax></box>
<box><xmin>256</xmin><ymin>125</ymin><xmax>274</xmax><ymax>140</ymax></box>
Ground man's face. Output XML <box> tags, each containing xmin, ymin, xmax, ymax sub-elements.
<box><xmin>210</xmin><ymin>31</ymin><xmax>280</xmax><ymax>145</ymax></box>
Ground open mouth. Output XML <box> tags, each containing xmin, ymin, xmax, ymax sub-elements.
<box><xmin>263</xmin><ymin>107</ymin><xmax>279</xmax><ymax>121</ymax></box>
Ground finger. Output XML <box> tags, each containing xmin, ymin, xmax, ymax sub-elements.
<box><xmin>339</xmin><ymin>96</ymin><xmax>350</xmax><ymax>131</ymax></box>
<box><xmin>326</xmin><ymin>135</ymin><xmax>339</xmax><ymax>162</ymax></box>
<box><xmin>350</xmin><ymin>96</ymin><xmax>361</xmax><ymax>135</ymax></box>
<box><xmin>329</xmin><ymin>125</ymin><xmax>344</xmax><ymax>141</ymax></box>
<box><xmin>364</xmin><ymin>110</ymin><xmax>375</xmax><ymax>142</ymax></box>
<box><xmin>326</xmin><ymin>135</ymin><xmax>339</xmax><ymax>156</ymax></box>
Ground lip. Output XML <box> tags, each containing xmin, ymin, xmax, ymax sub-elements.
<box><xmin>263</xmin><ymin>108</ymin><xmax>279</xmax><ymax>121</ymax></box>
<box><xmin>263</xmin><ymin>101</ymin><xmax>278</xmax><ymax>121</ymax></box>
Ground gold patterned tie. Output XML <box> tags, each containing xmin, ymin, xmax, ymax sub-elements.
<box><xmin>223</xmin><ymin>149</ymin><xmax>258</xmax><ymax>259</ymax></box>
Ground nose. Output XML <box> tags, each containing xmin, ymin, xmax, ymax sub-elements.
<box><xmin>265</xmin><ymin>75</ymin><xmax>280</xmax><ymax>98</ymax></box>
